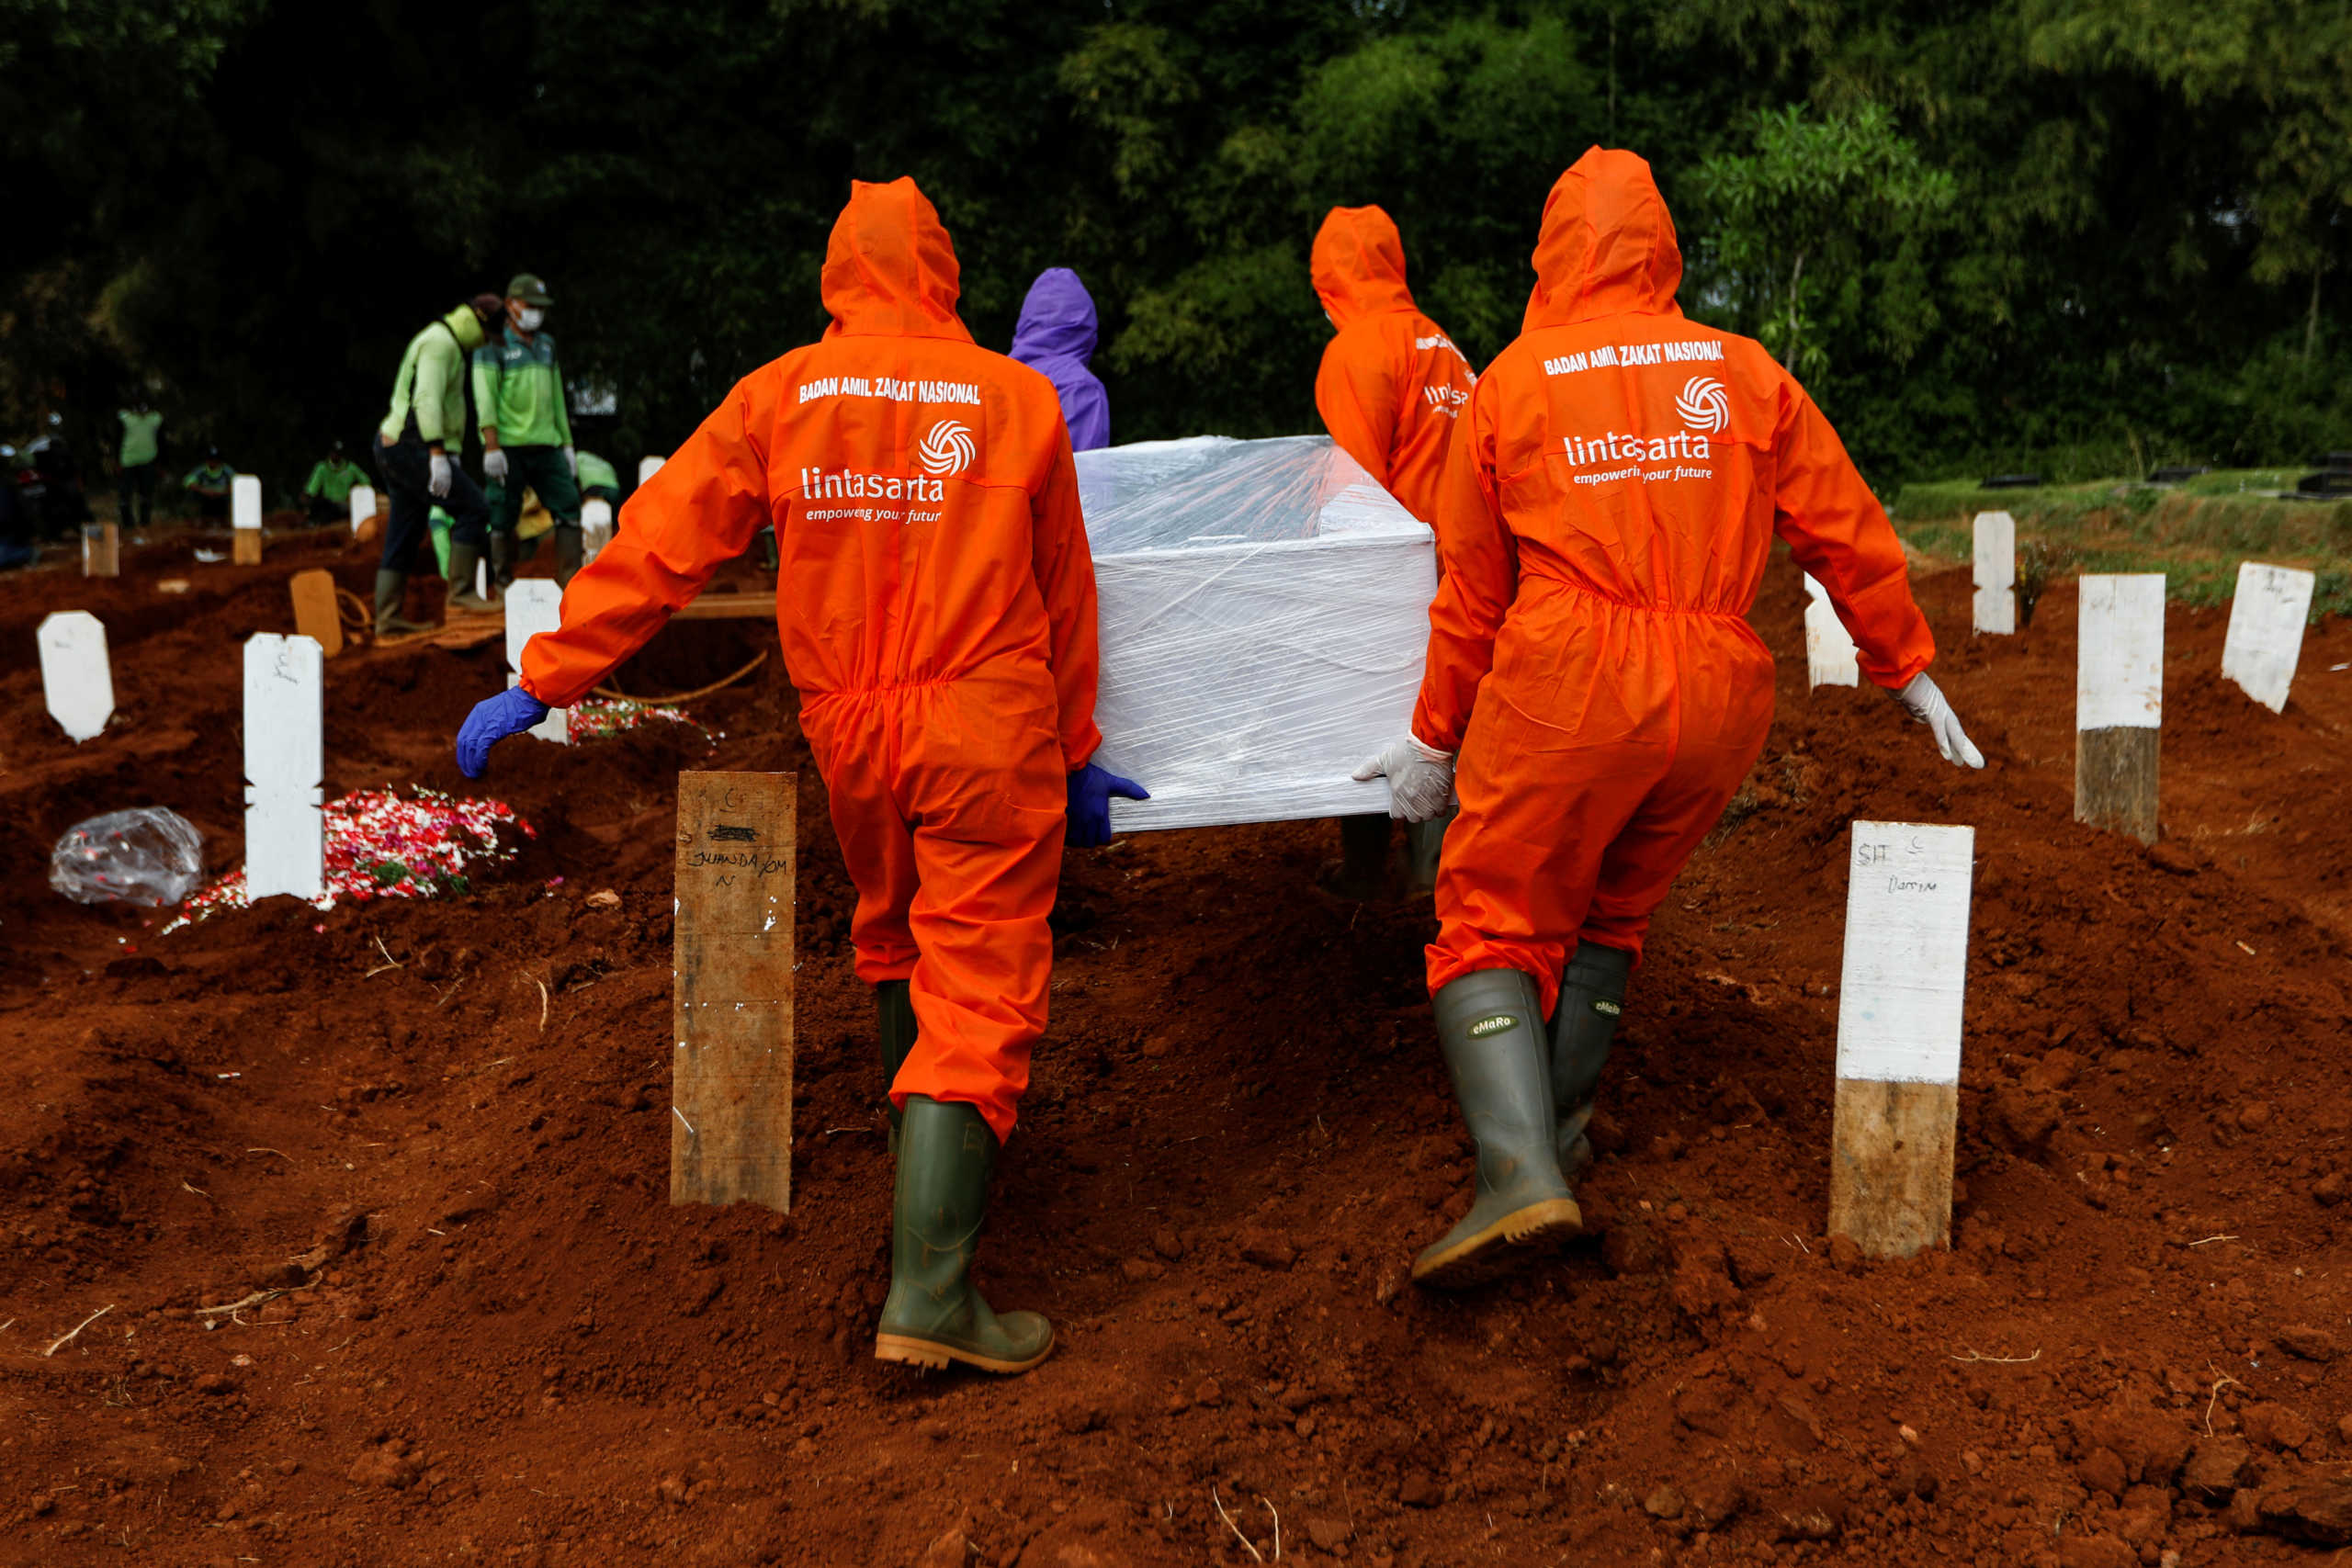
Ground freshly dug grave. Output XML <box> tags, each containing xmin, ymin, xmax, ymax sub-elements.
<box><xmin>5</xmin><ymin>530</ymin><xmax>2352</xmax><ymax>1568</ymax></box>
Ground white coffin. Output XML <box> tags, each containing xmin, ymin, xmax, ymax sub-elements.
<box><xmin>1080</xmin><ymin>435</ymin><xmax>1435</xmax><ymax>832</ymax></box>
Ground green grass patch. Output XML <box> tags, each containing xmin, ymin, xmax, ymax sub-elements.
<box><xmin>1885</xmin><ymin>469</ymin><xmax>2352</xmax><ymax>621</ymax></box>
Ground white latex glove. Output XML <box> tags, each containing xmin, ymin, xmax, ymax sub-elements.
<box><xmin>1892</xmin><ymin>672</ymin><xmax>1984</xmax><ymax>768</ymax></box>
<box><xmin>1351</xmin><ymin>735</ymin><xmax>1456</xmax><ymax>821</ymax></box>
<box><xmin>427</xmin><ymin>451</ymin><xmax>452</xmax><ymax>498</ymax></box>
<box><xmin>561</xmin><ymin>445</ymin><xmax>577</xmax><ymax>477</ymax></box>
<box><xmin>483</xmin><ymin>447</ymin><xmax>509</xmax><ymax>483</ymax></box>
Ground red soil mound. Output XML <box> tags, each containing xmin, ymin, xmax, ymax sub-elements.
<box><xmin>6</xmin><ymin>531</ymin><xmax>2352</xmax><ymax>1567</ymax></box>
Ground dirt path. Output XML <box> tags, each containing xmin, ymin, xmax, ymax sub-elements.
<box><xmin>6</xmin><ymin>536</ymin><xmax>2352</xmax><ymax>1566</ymax></box>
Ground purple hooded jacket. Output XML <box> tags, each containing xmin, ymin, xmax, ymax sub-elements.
<box><xmin>1009</xmin><ymin>267</ymin><xmax>1110</xmax><ymax>452</ymax></box>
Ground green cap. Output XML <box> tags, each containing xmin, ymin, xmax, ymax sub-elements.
<box><xmin>507</xmin><ymin>273</ymin><xmax>553</xmax><ymax>305</ymax></box>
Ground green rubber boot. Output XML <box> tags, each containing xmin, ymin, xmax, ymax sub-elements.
<box><xmin>487</xmin><ymin>528</ymin><xmax>516</xmax><ymax>590</ymax></box>
<box><xmin>444</xmin><ymin>544</ymin><xmax>499</xmax><ymax>615</ymax></box>
<box><xmin>373</xmin><ymin>570</ymin><xmax>430</xmax><ymax>637</ymax></box>
<box><xmin>873</xmin><ymin>1096</ymin><xmax>1055</xmax><ymax>1374</ymax></box>
<box><xmin>1412</xmin><ymin>968</ymin><xmax>1583</xmax><ymax>1289</ymax></box>
<box><xmin>1551</xmin><ymin>941</ymin><xmax>1632</xmax><ymax>1180</ymax></box>
<box><xmin>552</xmin><ymin>523</ymin><xmax>584</xmax><ymax>588</ymax></box>
<box><xmin>876</xmin><ymin>979</ymin><xmax>917</xmax><ymax>1150</ymax></box>
<box><xmin>1405</xmin><ymin>807</ymin><xmax>1453</xmax><ymax>894</ymax></box>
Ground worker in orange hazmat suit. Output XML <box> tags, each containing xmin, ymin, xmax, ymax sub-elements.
<box><xmin>453</xmin><ymin>176</ymin><xmax>1145</xmax><ymax>1374</ymax></box>
<box><xmin>1312</xmin><ymin>204</ymin><xmax>1476</xmax><ymax>526</ymax></box>
<box><xmin>1311</xmin><ymin>205</ymin><xmax>1478</xmax><ymax>898</ymax></box>
<box><xmin>1354</xmin><ymin>147</ymin><xmax>1983</xmax><ymax>1289</ymax></box>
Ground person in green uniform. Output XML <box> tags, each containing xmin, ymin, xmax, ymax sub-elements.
<box><xmin>374</xmin><ymin>295</ymin><xmax>503</xmax><ymax>635</ymax></box>
<box><xmin>301</xmin><ymin>438</ymin><xmax>371</xmax><ymax>525</ymax></box>
<box><xmin>572</xmin><ymin>448</ymin><xmax>620</xmax><ymax>504</ymax></box>
<box><xmin>183</xmin><ymin>448</ymin><xmax>234</xmax><ymax>521</ymax></box>
<box><xmin>116</xmin><ymin>399</ymin><xmax>164</xmax><ymax>531</ymax></box>
<box><xmin>473</xmin><ymin>272</ymin><xmax>585</xmax><ymax>587</ymax></box>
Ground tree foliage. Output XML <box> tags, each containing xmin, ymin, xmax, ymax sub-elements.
<box><xmin>1691</xmin><ymin>105</ymin><xmax>1955</xmax><ymax>378</ymax></box>
<box><xmin>0</xmin><ymin>0</ymin><xmax>2345</xmax><ymax>492</ymax></box>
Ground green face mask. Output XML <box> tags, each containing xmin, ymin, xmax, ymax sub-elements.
<box><xmin>447</xmin><ymin>305</ymin><xmax>487</xmax><ymax>352</ymax></box>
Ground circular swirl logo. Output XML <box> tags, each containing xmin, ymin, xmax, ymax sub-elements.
<box><xmin>917</xmin><ymin>420</ymin><xmax>976</xmax><ymax>478</ymax></box>
<box><xmin>1673</xmin><ymin>376</ymin><xmax>1731</xmax><ymax>434</ymax></box>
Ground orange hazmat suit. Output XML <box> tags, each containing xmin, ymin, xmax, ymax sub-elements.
<box><xmin>519</xmin><ymin>177</ymin><xmax>1101</xmax><ymax>1143</ymax></box>
<box><xmin>1415</xmin><ymin>148</ymin><xmax>1935</xmax><ymax>1016</ymax></box>
<box><xmin>1311</xmin><ymin>206</ymin><xmax>1477</xmax><ymax>525</ymax></box>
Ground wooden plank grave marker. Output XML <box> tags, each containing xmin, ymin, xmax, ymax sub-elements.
<box><xmin>582</xmin><ymin>496</ymin><xmax>614</xmax><ymax>566</ymax></box>
<box><xmin>38</xmin><ymin>611</ymin><xmax>114</xmax><ymax>742</ymax></box>
<box><xmin>2220</xmin><ymin>561</ymin><xmax>2315</xmax><ymax>715</ymax></box>
<box><xmin>288</xmin><ymin>569</ymin><xmax>345</xmax><ymax>658</ymax></box>
<box><xmin>243</xmin><ymin>632</ymin><xmax>325</xmax><ymax>900</ymax></box>
<box><xmin>639</xmin><ymin>455</ymin><xmax>666</xmax><ymax>488</ymax></box>
<box><xmin>1828</xmin><ymin>820</ymin><xmax>1974</xmax><ymax>1258</ymax></box>
<box><xmin>2075</xmin><ymin>573</ymin><xmax>2165</xmax><ymax>843</ymax></box>
<box><xmin>503</xmin><ymin>579</ymin><xmax>570</xmax><ymax>743</ymax></box>
<box><xmin>348</xmin><ymin>484</ymin><xmax>377</xmax><ymax>535</ymax></box>
<box><xmin>1972</xmin><ymin>511</ymin><xmax>2016</xmax><ymax>635</ymax></box>
<box><xmin>672</xmin><ymin>770</ymin><xmax>797</xmax><ymax>1212</ymax></box>
<box><xmin>232</xmin><ymin>474</ymin><xmax>264</xmax><ymax>564</ymax></box>
<box><xmin>1804</xmin><ymin>572</ymin><xmax>1860</xmax><ymax>689</ymax></box>
<box><xmin>81</xmin><ymin>522</ymin><xmax>119</xmax><ymax>578</ymax></box>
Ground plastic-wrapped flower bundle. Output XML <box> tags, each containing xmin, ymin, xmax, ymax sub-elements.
<box><xmin>164</xmin><ymin>787</ymin><xmax>535</xmax><ymax>931</ymax></box>
<box><xmin>49</xmin><ymin>807</ymin><xmax>206</xmax><ymax>907</ymax></box>
<box><xmin>566</xmin><ymin>697</ymin><xmax>717</xmax><ymax>746</ymax></box>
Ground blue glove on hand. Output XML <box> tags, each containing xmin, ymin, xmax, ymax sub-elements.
<box><xmin>456</xmin><ymin>686</ymin><xmax>551</xmax><ymax>779</ymax></box>
<box><xmin>1067</xmin><ymin>761</ymin><xmax>1148</xmax><ymax>848</ymax></box>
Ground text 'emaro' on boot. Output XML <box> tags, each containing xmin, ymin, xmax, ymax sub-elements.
<box><xmin>1412</xmin><ymin>967</ymin><xmax>1584</xmax><ymax>1289</ymax></box>
<box><xmin>873</xmin><ymin>1094</ymin><xmax>1054</xmax><ymax>1374</ymax></box>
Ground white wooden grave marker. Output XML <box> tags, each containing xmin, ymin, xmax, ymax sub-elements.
<box><xmin>2220</xmin><ymin>561</ymin><xmax>2314</xmax><ymax>715</ymax></box>
<box><xmin>504</xmin><ymin>579</ymin><xmax>570</xmax><ymax>743</ymax></box>
<box><xmin>2075</xmin><ymin>573</ymin><xmax>2165</xmax><ymax>842</ymax></box>
<box><xmin>1972</xmin><ymin>511</ymin><xmax>2016</xmax><ymax>635</ymax></box>
<box><xmin>37</xmin><ymin>611</ymin><xmax>114</xmax><ymax>742</ymax></box>
<box><xmin>582</xmin><ymin>496</ymin><xmax>614</xmax><ymax>565</ymax></box>
<box><xmin>82</xmin><ymin>522</ymin><xmax>120</xmax><ymax>577</ymax></box>
<box><xmin>243</xmin><ymin>633</ymin><xmax>325</xmax><ymax>901</ymax></box>
<box><xmin>638</xmin><ymin>455</ymin><xmax>665</xmax><ymax>487</ymax></box>
<box><xmin>1804</xmin><ymin>572</ymin><xmax>1860</xmax><ymax>689</ymax></box>
<box><xmin>1828</xmin><ymin>820</ymin><xmax>1974</xmax><ymax>1258</ymax></box>
<box><xmin>232</xmin><ymin>474</ymin><xmax>264</xmax><ymax>563</ymax></box>
<box><xmin>232</xmin><ymin>474</ymin><xmax>262</xmax><ymax>530</ymax></box>
<box><xmin>348</xmin><ymin>484</ymin><xmax>377</xmax><ymax>535</ymax></box>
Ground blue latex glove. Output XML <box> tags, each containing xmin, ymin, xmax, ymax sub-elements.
<box><xmin>456</xmin><ymin>686</ymin><xmax>550</xmax><ymax>778</ymax></box>
<box><xmin>1067</xmin><ymin>761</ymin><xmax>1148</xmax><ymax>847</ymax></box>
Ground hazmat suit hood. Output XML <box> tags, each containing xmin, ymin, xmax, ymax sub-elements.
<box><xmin>1523</xmin><ymin>147</ymin><xmax>1685</xmax><ymax>332</ymax></box>
<box><xmin>820</xmin><ymin>176</ymin><xmax>974</xmax><ymax>343</ymax></box>
<box><xmin>1010</xmin><ymin>268</ymin><xmax>1099</xmax><ymax>366</ymax></box>
<box><xmin>1312</xmin><ymin>206</ymin><xmax>1418</xmax><ymax>328</ymax></box>
<box><xmin>1009</xmin><ymin>267</ymin><xmax>1110</xmax><ymax>452</ymax></box>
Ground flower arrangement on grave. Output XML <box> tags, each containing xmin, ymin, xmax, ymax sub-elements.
<box><xmin>163</xmin><ymin>788</ymin><xmax>535</xmax><ymax>930</ymax></box>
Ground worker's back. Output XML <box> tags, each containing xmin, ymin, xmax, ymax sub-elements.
<box><xmin>1311</xmin><ymin>206</ymin><xmax>1475</xmax><ymax>525</ymax></box>
<box><xmin>535</xmin><ymin>178</ymin><xmax>1096</xmax><ymax>761</ymax></box>
<box><xmin>761</xmin><ymin>184</ymin><xmax>1081</xmax><ymax>706</ymax></box>
<box><xmin>1419</xmin><ymin>147</ymin><xmax>1931</xmax><ymax>750</ymax></box>
<box><xmin>1461</xmin><ymin>150</ymin><xmax>1906</xmax><ymax>637</ymax></box>
<box><xmin>757</xmin><ymin>331</ymin><xmax>1077</xmax><ymax>702</ymax></box>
